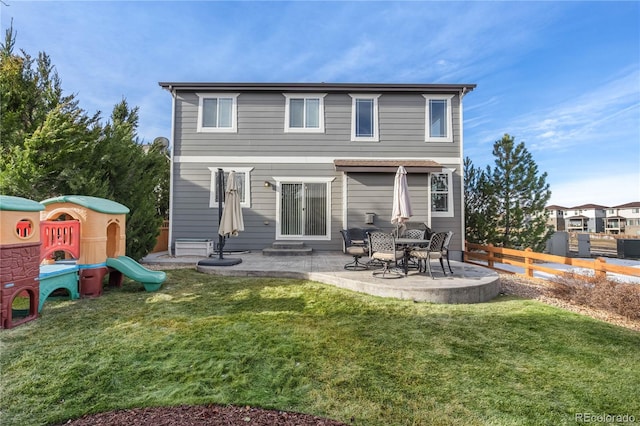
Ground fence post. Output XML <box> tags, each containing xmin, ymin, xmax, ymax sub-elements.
<box><xmin>487</xmin><ymin>243</ymin><xmax>495</xmax><ymax>268</ymax></box>
<box><xmin>594</xmin><ymin>257</ymin><xmax>607</xmax><ymax>279</ymax></box>
<box><xmin>524</xmin><ymin>248</ymin><xmax>534</xmax><ymax>278</ymax></box>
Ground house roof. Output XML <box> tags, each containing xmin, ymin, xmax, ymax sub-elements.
<box><xmin>612</xmin><ymin>201</ymin><xmax>640</xmax><ymax>208</ymax></box>
<box><xmin>40</xmin><ymin>195</ymin><xmax>130</xmax><ymax>214</ymax></box>
<box><xmin>334</xmin><ymin>159</ymin><xmax>442</xmax><ymax>173</ymax></box>
<box><xmin>569</xmin><ymin>203</ymin><xmax>608</xmax><ymax>209</ymax></box>
<box><xmin>545</xmin><ymin>204</ymin><xmax>568</xmax><ymax>210</ymax></box>
<box><xmin>158</xmin><ymin>82</ymin><xmax>476</xmax><ymax>95</ymax></box>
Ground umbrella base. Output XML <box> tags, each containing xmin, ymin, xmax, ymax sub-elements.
<box><xmin>197</xmin><ymin>258</ymin><xmax>242</xmax><ymax>267</ymax></box>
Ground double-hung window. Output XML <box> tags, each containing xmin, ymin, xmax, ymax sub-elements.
<box><xmin>424</xmin><ymin>94</ymin><xmax>453</xmax><ymax>142</ymax></box>
<box><xmin>208</xmin><ymin>167</ymin><xmax>253</xmax><ymax>208</ymax></box>
<box><xmin>430</xmin><ymin>169</ymin><xmax>454</xmax><ymax>217</ymax></box>
<box><xmin>197</xmin><ymin>93</ymin><xmax>239</xmax><ymax>132</ymax></box>
<box><xmin>284</xmin><ymin>93</ymin><xmax>326</xmax><ymax>133</ymax></box>
<box><xmin>350</xmin><ymin>94</ymin><xmax>380</xmax><ymax>141</ymax></box>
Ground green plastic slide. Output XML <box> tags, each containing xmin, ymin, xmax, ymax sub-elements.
<box><xmin>106</xmin><ymin>256</ymin><xmax>166</xmax><ymax>292</ymax></box>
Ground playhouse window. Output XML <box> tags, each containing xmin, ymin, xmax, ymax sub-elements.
<box><xmin>16</xmin><ymin>219</ymin><xmax>34</xmax><ymax>238</ymax></box>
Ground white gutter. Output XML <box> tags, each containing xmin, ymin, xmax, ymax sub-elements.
<box><xmin>459</xmin><ymin>89</ymin><xmax>466</xmax><ymax>255</ymax></box>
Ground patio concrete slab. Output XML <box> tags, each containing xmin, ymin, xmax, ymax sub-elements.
<box><xmin>142</xmin><ymin>251</ymin><xmax>500</xmax><ymax>304</ymax></box>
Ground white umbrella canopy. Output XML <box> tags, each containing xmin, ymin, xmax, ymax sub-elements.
<box><xmin>218</xmin><ymin>171</ymin><xmax>244</xmax><ymax>237</ymax></box>
<box><xmin>391</xmin><ymin>166</ymin><xmax>413</xmax><ymax>233</ymax></box>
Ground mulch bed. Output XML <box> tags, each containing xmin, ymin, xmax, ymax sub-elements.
<box><xmin>58</xmin><ymin>404</ymin><xmax>350</xmax><ymax>426</ymax></box>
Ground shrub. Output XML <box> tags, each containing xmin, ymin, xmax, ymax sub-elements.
<box><xmin>548</xmin><ymin>272</ymin><xmax>640</xmax><ymax>320</ymax></box>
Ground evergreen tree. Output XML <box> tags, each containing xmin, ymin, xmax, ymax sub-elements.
<box><xmin>1</xmin><ymin>104</ymin><xmax>105</xmax><ymax>199</ymax></box>
<box><xmin>98</xmin><ymin>100</ymin><xmax>167</xmax><ymax>260</ymax></box>
<box><xmin>0</xmin><ymin>22</ymin><xmax>74</xmax><ymax>156</ymax></box>
<box><xmin>465</xmin><ymin>134</ymin><xmax>553</xmax><ymax>251</ymax></box>
<box><xmin>463</xmin><ymin>157</ymin><xmax>498</xmax><ymax>244</ymax></box>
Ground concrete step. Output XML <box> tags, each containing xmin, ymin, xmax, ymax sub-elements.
<box><xmin>262</xmin><ymin>241</ymin><xmax>313</xmax><ymax>256</ymax></box>
<box><xmin>271</xmin><ymin>241</ymin><xmax>306</xmax><ymax>250</ymax></box>
<box><xmin>262</xmin><ymin>247</ymin><xmax>313</xmax><ymax>256</ymax></box>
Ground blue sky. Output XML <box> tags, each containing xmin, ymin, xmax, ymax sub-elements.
<box><xmin>2</xmin><ymin>1</ymin><xmax>639</xmax><ymax>207</ymax></box>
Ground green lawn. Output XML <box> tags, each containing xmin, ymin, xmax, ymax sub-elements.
<box><xmin>1</xmin><ymin>269</ymin><xmax>639</xmax><ymax>425</ymax></box>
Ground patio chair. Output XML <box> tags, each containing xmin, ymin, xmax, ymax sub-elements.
<box><xmin>367</xmin><ymin>231</ymin><xmax>404</xmax><ymax>279</ymax></box>
<box><xmin>401</xmin><ymin>228</ymin><xmax>426</xmax><ymax>239</ymax></box>
<box><xmin>340</xmin><ymin>229</ymin><xmax>369</xmax><ymax>271</ymax></box>
<box><xmin>409</xmin><ymin>231</ymin><xmax>448</xmax><ymax>279</ymax></box>
<box><xmin>441</xmin><ymin>231</ymin><xmax>454</xmax><ymax>274</ymax></box>
<box><xmin>398</xmin><ymin>228</ymin><xmax>426</xmax><ymax>270</ymax></box>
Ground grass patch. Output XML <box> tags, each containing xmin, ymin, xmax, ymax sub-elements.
<box><xmin>1</xmin><ymin>269</ymin><xmax>639</xmax><ymax>425</ymax></box>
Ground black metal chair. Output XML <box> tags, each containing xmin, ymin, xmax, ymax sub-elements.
<box><xmin>440</xmin><ymin>231</ymin><xmax>454</xmax><ymax>274</ymax></box>
<box><xmin>340</xmin><ymin>229</ymin><xmax>369</xmax><ymax>270</ymax></box>
<box><xmin>398</xmin><ymin>228</ymin><xmax>425</xmax><ymax>270</ymax></box>
<box><xmin>409</xmin><ymin>231</ymin><xmax>448</xmax><ymax>279</ymax></box>
<box><xmin>367</xmin><ymin>231</ymin><xmax>404</xmax><ymax>278</ymax></box>
<box><xmin>401</xmin><ymin>228</ymin><xmax>426</xmax><ymax>239</ymax></box>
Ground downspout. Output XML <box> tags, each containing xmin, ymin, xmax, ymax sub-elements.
<box><xmin>459</xmin><ymin>87</ymin><xmax>469</xmax><ymax>258</ymax></box>
<box><xmin>167</xmin><ymin>86</ymin><xmax>176</xmax><ymax>256</ymax></box>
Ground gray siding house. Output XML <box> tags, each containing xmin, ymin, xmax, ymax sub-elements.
<box><xmin>159</xmin><ymin>82</ymin><xmax>476</xmax><ymax>260</ymax></box>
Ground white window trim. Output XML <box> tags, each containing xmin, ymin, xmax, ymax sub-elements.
<box><xmin>273</xmin><ymin>176</ymin><xmax>335</xmax><ymax>241</ymax></box>
<box><xmin>208</xmin><ymin>167</ymin><xmax>254</xmax><ymax>208</ymax></box>
<box><xmin>350</xmin><ymin>94</ymin><xmax>380</xmax><ymax>142</ymax></box>
<box><xmin>423</xmin><ymin>94</ymin><xmax>453</xmax><ymax>142</ymax></box>
<box><xmin>430</xmin><ymin>168</ymin><xmax>455</xmax><ymax>218</ymax></box>
<box><xmin>283</xmin><ymin>93</ymin><xmax>327</xmax><ymax>133</ymax></box>
<box><xmin>197</xmin><ymin>93</ymin><xmax>239</xmax><ymax>133</ymax></box>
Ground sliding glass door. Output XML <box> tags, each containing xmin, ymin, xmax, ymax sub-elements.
<box><xmin>279</xmin><ymin>181</ymin><xmax>329</xmax><ymax>239</ymax></box>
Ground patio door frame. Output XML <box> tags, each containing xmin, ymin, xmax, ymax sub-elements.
<box><xmin>274</xmin><ymin>176</ymin><xmax>334</xmax><ymax>241</ymax></box>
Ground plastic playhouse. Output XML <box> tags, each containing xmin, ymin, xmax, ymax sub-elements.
<box><xmin>0</xmin><ymin>195</ymin><xmax>166</xmax><ymax>329</ymax></box>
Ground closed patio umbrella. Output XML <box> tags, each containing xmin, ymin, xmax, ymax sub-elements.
<box><xmin>198</xmin><ymin>169</ymin><xmax>243</xmax><ymax>267</ymax></box>
<box><xmin>218</xmin><ymin>170</ymin><xmax>244</xmax><ymax>237</ymax></box>
<box><xmin>391</xmin><ymin>166</ymin><xmax>413</xmax><ymax>235</ymax></box>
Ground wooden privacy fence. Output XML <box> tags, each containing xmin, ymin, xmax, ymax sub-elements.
<box><xmin>465</xmin><ymin>242</ymin><xmax>640</xmax><ymax>281</ymax></box>
<box><xmin>151</xmin><ymin>220</ymin><xmax>169</xmax><ymax>253</ymax></box>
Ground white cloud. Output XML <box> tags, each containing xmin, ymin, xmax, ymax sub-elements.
<box><xmin>513</xmin><ymin>67</ymin><xmax>640</xmax><ymax>152</ymax></box>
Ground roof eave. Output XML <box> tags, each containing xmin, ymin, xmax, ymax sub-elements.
<box><xmin>158</xmin><ymin>82</ymin><xmax>476</xmax><ymax>94</ymax></box>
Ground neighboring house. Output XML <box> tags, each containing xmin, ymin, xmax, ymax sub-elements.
<box><xmin>564</xmin><ymin>204</ymin><xmax>607</xmax><ymax>233</ymax></box>
<box><xmin>606</xmin><ymin>202</ymin><xmax>640</xmax><ymax>235</ymax></box>
<box><xmin>159</xmin><ymin>82</ymin><xmax>476</xmax><ymax>260</ymax></box>
<box><xmin>546</xmin><ymin>202</ymin><xmax>640</xmax><ymax>235</ymax></box>
<box><xmin>545</xmin><ymin>205</ymin><xmax>567</xmax><ymax>231</ymax></box>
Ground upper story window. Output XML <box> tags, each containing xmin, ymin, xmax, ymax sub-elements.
<box><xmin>430</xmin><ymin>169</ymin><xmax>454</xmax><ymax>217</ymax></box>
<box><xmin>350</xmin><ymin>94</ymin><xmax>380</xmax><ymax>142</ymax></box>
<box><xmin>197</xmin><ymin>93</ymin><xmax>239</xmax><ymax>133</ymax></box>
<box><xmin>283</xmin><ymin>93</ymin><xmax>326</xmax><ymax>133</ymax></box>
<box><xmin>424</xmin><ymin>95</ymin><xmax>453</xmax><ymax>142</ymax></box>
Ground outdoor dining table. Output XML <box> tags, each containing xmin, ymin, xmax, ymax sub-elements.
<box><xmin>395</xmin><ymin>237</ymin><xmax>427</xmax><ymax>275</ymax></box>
